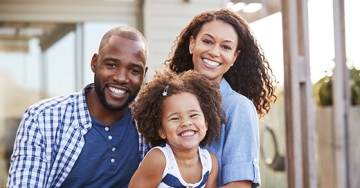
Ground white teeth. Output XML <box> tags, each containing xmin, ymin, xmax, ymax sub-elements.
<box><xmin>109</xmin><ymin>87</ymin><xmax>125</xmax><ymax>95</ymax></box>
<box><xmin>203</xmin><ymin>59</ymin><xmax>220</xmax><ymax>66</ymax></box>
<box><xmin>180</xmin><ymin>131</ymin><xmax>195</xmax><ymax>137</ymax></box>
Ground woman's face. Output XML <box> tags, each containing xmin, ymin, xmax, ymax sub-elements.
<box><xmin>189</xmin><ymin>20</ymin><xmax>240</xmax><ymax>83</ymax></box>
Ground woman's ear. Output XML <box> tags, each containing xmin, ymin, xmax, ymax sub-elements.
<box><xmin>189</xmin><ymin>36</ymin><xmax>195</xmax><ymax>54</ymax></box>
<box><xmin>233</xmin><ymin>50</ymin><xmax>241</xmax><ymax>63</ymax></box>
<box><xmin>157</xmin><ymin>128</ymin><xmax>166</xmax><ymax>139</ymax></box>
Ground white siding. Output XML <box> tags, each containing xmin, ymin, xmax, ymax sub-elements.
<box><xmin>143</xmin><ymin>0</ymin><xmax>225</xmax><ymax>80</ymax></box>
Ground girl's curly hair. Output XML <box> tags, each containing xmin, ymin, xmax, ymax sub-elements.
<box><xmin>130</xmin><ymin>70</ymin><xmax>226</xmax><ymax>147</ymax></box>
<box><xmin>164</xmin><ymin>8</ymin><xmax>277</xmax><ymax>117</ymax></box>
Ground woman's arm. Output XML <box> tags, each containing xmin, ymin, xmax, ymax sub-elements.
<box><xmin>205</xmin><ymin>152</ymin><xmax>218</xmax><ymax>188</ymax></box>
<box><xmin>128</xmin><ymin>148</ymin><xmax>165</xmax><ymax>188</ymax></box>
<box><xmin>219</xmin><ymin>181</ymin><xmax>252</xmax><ymax>188</ymax></box>
<box><xmin>220</xmin><ymin>95</ymin><xmax>260</xmax><ymax>187</ymax></box>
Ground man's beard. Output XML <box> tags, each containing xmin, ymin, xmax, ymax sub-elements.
<box><xmin>94</xmin><ymin>75</ymin><xmax>139</xmax><ymax>111</ymax></box>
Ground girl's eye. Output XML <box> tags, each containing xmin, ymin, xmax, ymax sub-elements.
<box><xmin>190</xmin><ymin>114</ymin><xmax>199</xmax><ymax>118</ymax></box>
<box><xmin>170</xmin><ymin>117</ymin><xmax>179</xmax><ymax>121</ymax></box>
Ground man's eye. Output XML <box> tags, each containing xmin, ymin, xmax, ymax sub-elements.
<box><xmin>107</xmin><ymin>64</ymin><xmax>116</xmax><ymax>68</ymax></box>
<box><xmin>130</xmin><ymin>69</ymin><xmax>140</xmax><ymax>73</ymax></box>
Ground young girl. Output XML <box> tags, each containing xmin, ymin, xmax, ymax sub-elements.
<box><xmin>128</xmin><ymin>70</ymin><xmax>225</xmax><ymax>188</ymax></box>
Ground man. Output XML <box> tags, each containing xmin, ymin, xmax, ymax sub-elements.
<box><xmin>7</xmin><ymin>26</ymin><xmax>149</xmax><ymax>187</ymax></box>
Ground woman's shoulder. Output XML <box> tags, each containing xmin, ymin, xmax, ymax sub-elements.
<box><xmin>222</xmin><ymin>91</ymin><xmax>255</xmax><ymax>110</ymax></box>
<box><xmin>220</xmin><ymin>79</ymin><xmax>254</xmax><ymax>106</ymax></box>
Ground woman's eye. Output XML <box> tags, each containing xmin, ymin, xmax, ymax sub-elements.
<box><xmin>203</xmin><ymin>39</ymin><xmax>212</xmax><ymax>45</ymax></box>
<box><xmin>222</xmin><ymin>45</ymin><xmax>232</xmax><ymax>50</ymax></box>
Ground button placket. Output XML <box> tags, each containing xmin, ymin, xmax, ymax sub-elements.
<box><xmin>104</xmin><ymin>126</ymin><xmax>117</xmax><ymax>167</ymax></box>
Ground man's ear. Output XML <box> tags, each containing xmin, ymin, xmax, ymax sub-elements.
<box><xmin>91</xmin><ymin>53</ymin><xmax>98</xmax><ymax>72</ymax></box>
<box><xmin>143</xmin><ymin>66</ymin><xmax>148</xmax><ymax>78</ymax></box>
<box><xmin>157</xmin><ymin>127</ymin><xmax>166</xmax><ymax>139</ymax></box>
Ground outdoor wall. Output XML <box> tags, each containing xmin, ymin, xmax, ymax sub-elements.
<box><xmin>316</xmin><ymin>107</ymin><xmax>360</xmax><ymax>188</ymax></box>
<box><xmin>142</xmin><ymin>0</ymin><xmax>225</xmax><ymax>80</ymax></box>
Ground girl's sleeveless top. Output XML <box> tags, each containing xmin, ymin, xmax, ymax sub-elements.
<box><xmin>149</xmin><ymin>143</ymin><xmax>212</xmax><ymax>188</ymax></box>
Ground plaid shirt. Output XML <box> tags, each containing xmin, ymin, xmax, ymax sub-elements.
<box><xmin>7</xmin><ymin>84</ymin><xmax>150</xmax><ymax>188</ymax></box>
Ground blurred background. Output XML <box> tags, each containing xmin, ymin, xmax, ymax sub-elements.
<box><xmin>0</xmin><ymin>0</ymin><xmax>359</xmax><ymax>187</ymax></box>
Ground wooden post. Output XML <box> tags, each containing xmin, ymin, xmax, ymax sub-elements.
<box><xmin>332</xmin><ymin>0</ymin><xmax>349</xmax><ymax>187</ymax></box>
<box><xmin>281</xmin><ymin>0</ymin><xmax>317</xmax><ymax>187</ymax></box>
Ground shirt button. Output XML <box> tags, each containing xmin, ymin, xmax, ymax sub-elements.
<box><xmin>108</xmin><ymin>135</ymin><xmax>112</xmax><ymax>140</ymax></box>
<box><xmin>111</xmin><ymin>158</ymin><xmax>115</xmax><ymax>163</ymax></box>
<box><xmin>112</xmin><ymin>147</ymin><xmax>116</xmax><ymax>152</ymax></box>
<box><xmin>254</xmin><ymin>158</ymin><xmax>257</xmax><ymax>163</ymax></box>
<box><xmin>105</xmin><ymin>127</ymin><xmax>109</xmax><ymax>131</ymax></box>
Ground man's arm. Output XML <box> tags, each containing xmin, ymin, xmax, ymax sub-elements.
<box><xmin>7</xmin><ymin>110</ymin><xmax>48</xmax><ymax>187</ymax></box>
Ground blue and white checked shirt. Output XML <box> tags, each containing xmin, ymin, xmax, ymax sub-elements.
<box><xmin>7</xmin><ymin>84</ymin><xmax>150</xmax><ymax>188</ymax></box>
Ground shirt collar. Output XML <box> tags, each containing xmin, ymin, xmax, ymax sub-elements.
<box><xmin>219</xmin><ymin>78</ymin><xmax>232</xmax><ymax>96</ymax></box>
<box><xmin>74</xmin><ymin>83</ymin><xmax>93</xmax><ymax>131</ymax></box>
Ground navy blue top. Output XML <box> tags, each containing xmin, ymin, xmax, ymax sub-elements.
<box><xmin>61</xmin><ymin>108</ymin><xmax>140</xmax><ymax>188</ymax></box>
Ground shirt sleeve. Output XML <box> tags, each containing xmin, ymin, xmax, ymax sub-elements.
<box><xmin>221</xmin><ymin>95</ymin><xmax>261</xmax><ymax>187</ymax></box>
<box><xmin>7</xmin><ymin>108</ymin><xmax>48</xmax><ymax>188</ymax></box>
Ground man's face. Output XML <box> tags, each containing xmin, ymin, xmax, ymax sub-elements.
<box><xmin>91</xmin><ymin>36</ymin><xmax>147</xmax><ymax>111</ymax></box>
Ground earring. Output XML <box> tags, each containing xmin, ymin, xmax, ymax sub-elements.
<box><xmin>231</xmin><ymin>64</ymin><xmax>234</xmax><ymax>66</ymax></box>
<box><xmin>189</xmin><ymin>50</ymin><xmax>192</xmax><ymax>54</ymax></box>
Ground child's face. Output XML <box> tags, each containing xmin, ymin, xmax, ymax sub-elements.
<box><xmin>159</xmin><ymin>92</ymin><xmax>208</xmax><ymax>151</ymax></box>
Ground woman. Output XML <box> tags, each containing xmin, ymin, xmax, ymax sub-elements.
<box><xmin>164</xmin><ymin>8</ymin><xmax>277</xmax><ymax>188</ymax></box>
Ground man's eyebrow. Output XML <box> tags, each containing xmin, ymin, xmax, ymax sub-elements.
<box><xmin>104</xmin><ymin>57</ymin><xmax>144</xmax><ymax>70</ymax></box>
<box><xmin>104</xmin><ymin>57</ymin><xmax>120</xmax><ymax>62</ymax></box>
<box><xmin>131</xmin><ymin>62</ymin><xmax>145</xmax><ymax>69</ymax></box>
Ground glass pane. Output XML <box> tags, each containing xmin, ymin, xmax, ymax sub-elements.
<box><xmin>46</xmin><ymin>32</ymin><xmax>76</xmax><ymax>97</ymax></box>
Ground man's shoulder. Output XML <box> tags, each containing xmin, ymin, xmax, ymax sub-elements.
<box><xmin>26</xmin><ymin>91</ymin><xmax>83</xmax><ymax>115</ymax></box>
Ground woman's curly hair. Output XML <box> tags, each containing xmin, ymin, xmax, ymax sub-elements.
<box><xmin>130</xmin><ymin>70</ymin><xmax>226</xmax><ymax>147</ymax></box>
<box><xmin>164</xmin><ymin>8</ymin><xmax>277</xmax><ymax>117</ymax></box>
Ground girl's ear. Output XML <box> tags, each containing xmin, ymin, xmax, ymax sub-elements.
<box><xmin>157</xmin><ymin>127</ymin><xmax>166</xmax><ymax>139</ymax></box>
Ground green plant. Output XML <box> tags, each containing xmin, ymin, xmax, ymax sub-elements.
<box><xmin>313</xmin><ymin>68</ymin><xmax>360</xmax><ymax>106</ymax></box>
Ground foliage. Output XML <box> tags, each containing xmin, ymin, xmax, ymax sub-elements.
<box><xmin>313</xmin><ymin>68</ymin><xmax>360</xmax><ymax>106</ymax></box>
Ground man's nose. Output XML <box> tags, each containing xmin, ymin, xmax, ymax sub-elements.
<box><xmin>113</xmin><ymin>68</ymin><xmax>129</xmax><ymax>83</ymax></box>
